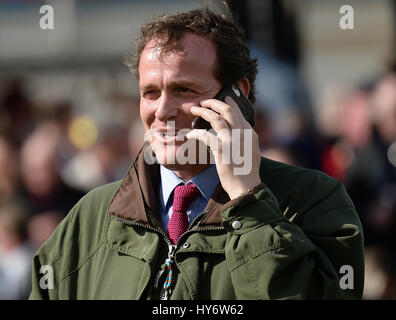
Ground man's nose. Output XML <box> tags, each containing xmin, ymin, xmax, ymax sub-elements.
<box><xmin>154</xmin><ymin>93</ymin><xmax>178</xmax><ymax>122</ymax></box>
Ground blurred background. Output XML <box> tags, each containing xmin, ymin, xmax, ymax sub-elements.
<box><xmin>0</xmin><ymin>0</ymin><xmax>395</xmax><ymax>299</ymax></box>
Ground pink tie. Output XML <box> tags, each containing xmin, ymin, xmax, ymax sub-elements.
<box><xmin>167</xmin><ymin>184</ymin><xmax>200</xmax><ymax>245</ymax></box>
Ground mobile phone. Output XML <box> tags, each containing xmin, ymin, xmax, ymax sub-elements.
<box><xmin>191</xmin><ymin>84</ymin><xmax>255</xmax><ymax>130</ymax></box>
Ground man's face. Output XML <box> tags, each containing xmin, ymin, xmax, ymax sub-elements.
<box><xmin>138</xmin><ymin>33</ymin><xmax>221</xmax><ymax>170</ymax></box>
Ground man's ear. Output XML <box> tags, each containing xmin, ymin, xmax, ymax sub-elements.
<box><xmin>236</xmin><ymin>78</ymin><xmax>250</xmax><ymax>98</ymax></box>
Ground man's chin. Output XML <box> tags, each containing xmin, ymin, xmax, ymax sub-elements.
<box><xmin>155</xmin><ymin>154</ymin><xmax>189</xmax><ymax>170</ymax></box>
<box><xmin>149</xmin><ymin>140</ymin><xmax>211</xmax><ymax>169</ymax></box>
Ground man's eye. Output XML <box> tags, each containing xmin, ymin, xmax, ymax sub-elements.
<box><xmin>178</xmin><ymin>87</ymin><xmax>194</xmax><ymax>93</ymax></box>
<box><xmin>143</xmin><ymin>90</ymin><xmax>157</xmax><ymax>98</ymax></box>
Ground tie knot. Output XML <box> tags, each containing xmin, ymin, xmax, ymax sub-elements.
<box><xmin>173</xmin><ymin>183</ymin><xmax>200</xmax><ymax>212</ymax></box>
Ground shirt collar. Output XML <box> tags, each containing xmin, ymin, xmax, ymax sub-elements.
<box><xmin>160</xmin><ymin>164</ymin><xmax>220</xmax><ymax>208</ymax></box>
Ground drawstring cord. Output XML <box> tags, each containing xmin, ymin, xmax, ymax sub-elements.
<box><xmin>163</xmin><ymin>259</ymin><xmax>173</xmax><ymax>291</ymax></box>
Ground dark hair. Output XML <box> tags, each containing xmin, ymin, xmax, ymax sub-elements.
<box><xmin>125</xmin><ymin>7</ymin><xmax>258</xmax><ymax>103</ymax></box>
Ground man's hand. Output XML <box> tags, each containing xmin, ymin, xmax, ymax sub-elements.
<box><xmin>186</xmin><ymin>96</ymin><xmax>262</xmax><ymax>200</ymax></box>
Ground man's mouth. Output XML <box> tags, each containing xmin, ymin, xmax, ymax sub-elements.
<box><xmin>154</xmin><ymin>127</ymin><xmax>190</xmax><ymax>137</ymax></box>
<box><xmin>160</xmin><ymin>131</ymin><xmax>176</xmax><ymax>137</ymax></box>
<box><xmin>152</xmin><ymin>128</ymin><xmax>190</xmax><ymax>142</ymax></box>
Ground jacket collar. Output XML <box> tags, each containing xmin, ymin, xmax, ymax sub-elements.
<box><xmin>108</xmin><ymin>142</ymin><xmax>230</xmax><ymax>227</ymax></box>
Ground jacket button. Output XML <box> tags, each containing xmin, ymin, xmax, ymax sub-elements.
<box><xmin>183</xmin><ymin>242</ymin><xmax>191</xmax><ymax>249</ymax></box>
<box><xmin>232</xmin><ymin>220</ymin><xmax>242</xmax><ymax>230</ymax></box>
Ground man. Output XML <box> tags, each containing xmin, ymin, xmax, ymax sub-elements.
<box><xmin>30</xmin><ymin>8</ymin><xmax>364</xmax><ymax>300</ymax></box>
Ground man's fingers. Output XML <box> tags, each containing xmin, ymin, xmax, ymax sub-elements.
<box><xmin>186</xmin><ymin>129</ymin><xmax>218</xmax><ymax>152</ymax></box>
<box><xmin>199</xmin><ymin>99</ymin><xmax>241</xmax><ymax>128</ymax></box>
<box><xmin>224</xmin><ymin>96</ymin><xmax>251</xmax><ymax>129</ymax></box>
<box><xmin>190</xmin><ymin>106</ymin><xmax>229</xmax><ymax>132</ymax></box>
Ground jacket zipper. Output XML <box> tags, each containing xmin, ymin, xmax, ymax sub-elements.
<box><xmin>115</xmin><ymin>216</ymin><xmax>172</xmax><ymax>245</ymax></box>
<box><xmin>115</xmin><ymin>216</ymin><xmax>177</xmax><ymax>300</ymax></box>
<box><xmin>115</xmin><ymin>212</ymin><xmax>225</xmax><ymax>300</ymax></box>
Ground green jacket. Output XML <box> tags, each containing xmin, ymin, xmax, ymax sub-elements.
<box><xmin>29</xmin><ymin>143</ymin><xmax>364</xmax><ymax>300</ymax></box>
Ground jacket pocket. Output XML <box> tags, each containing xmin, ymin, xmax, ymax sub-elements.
<box><xmin>225</xmin><ymin>222</ymin><xmax>322</xmax><ymax>300</ymax></box>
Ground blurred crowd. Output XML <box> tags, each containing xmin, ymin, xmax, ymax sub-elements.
<box><xmin>0</xmin><ymin>76</ymin><xmax>144</xmax><ymax>299</ymax></box>
<box><xmin>0</xmin><ymin>61</ymin><xmax>395</xmax><ymax>299</ymax></box>
<box><xmin>259</xmin><ymin>64</ymin><xmax>396</xmax><ymax>299</ymax></box>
